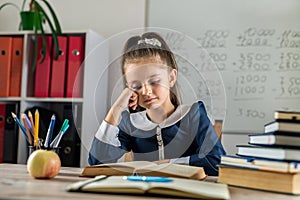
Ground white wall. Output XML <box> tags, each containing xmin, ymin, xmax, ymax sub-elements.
<box><xmin>0</xmin><ymin>0</ymin><xmax>146</xmax><ymax>37</ymax></box>
<box><xmin>0</xmin><ymin>0</ymin><xmax>244</xmax><ymax>156</ymax></box>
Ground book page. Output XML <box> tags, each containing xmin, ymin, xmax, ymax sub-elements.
<box><xmin>136</xmin><ymin>163</ymin><xmax>206</xmax><ymax>180</ymax></box>
<box><xmin>89</xmin><ymin>161</ymin><xmax>156</xmax><ymax>169</ymax></box>
<box><xmin>68</xmin><ymin>176</ymin><xmax>149</xmax><ymax>194</ymax></box>
<box><xmin>82</xmin><ymin>161</ymin><xmax>158</xmax><ymax>177</ymax></box>
<box><xmin>148</xmin><ymin>177</ymin><xmax>230</xmax><ymax>199</ymax></box>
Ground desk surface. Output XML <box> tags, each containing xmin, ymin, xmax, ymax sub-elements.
<box><xmin>0</xmin><ymin>164</ymin><xmax>300</xmax><ymax>200</ymax></box>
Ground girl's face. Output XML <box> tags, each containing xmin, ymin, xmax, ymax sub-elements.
<box><xmin>124</xmin><ymin>58</ymin><xmax>177</xmax><ymax>111</ymax></box>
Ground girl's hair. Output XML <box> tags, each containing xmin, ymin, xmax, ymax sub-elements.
<box><xmin>121</xmin><ymin>32</ymin><xmax>181</xmax><ymax>109</ymax></box>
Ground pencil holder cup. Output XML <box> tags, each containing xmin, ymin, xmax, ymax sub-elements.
<box><xmin>28</xmin><ymin>146</ymin><xmax>60</xmax><ymax>158</ymax></box>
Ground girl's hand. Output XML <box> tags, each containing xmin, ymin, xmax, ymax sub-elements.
<box><xmin>105</xmin><ymin>88</ymin><xmax>138</xmax><ymax>126</ymax></box>
<box><xmin>113</xmin><ymin>88</ymin><xmax>138</xmax><ymax>111</ymax></box>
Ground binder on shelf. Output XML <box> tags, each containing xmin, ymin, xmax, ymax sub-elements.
<box><xmin>34</xmin><ymin>36</ymin><xmax>52</xmax><ymax>97</ymax></box>
<box><xmin>50</xmin><ymin>36</ymin><xmax>68</xmax><ymax>97</ymax></box>
<box><xmin>9</xmin><ymin>37</ymin><xmax>24</xmax><ymax>97</ymax></box>
<box><xmin>3</xmin><ymin>103</ymin><xmax>19</xmax><ymax>163</ymax></box>
<box><xmin>66</xmin><ymin>36</ymin><xmax>85</xmax><ymax>98</ymax></box>
<box><xmin>59</xmin><ymin>104</ymin><xmax>81</xmax><ymax>167</ymax></box>
<box><xmin>0</xmin><ymin>37</ymin><xmax>13</xmax><ymax>97</ymax></box>
<box><xmin>0</xmin><ymin>104</ymin><xmax>5</xmax><ymax>163</ymax></box>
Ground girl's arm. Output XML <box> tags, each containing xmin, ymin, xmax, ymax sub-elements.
<box><xmin>105</xmin><ymin>88</ymin><xmax>138</xmax><ymax>126</ymax></box>
<box><xmin>188</xmin><ymin>102</ymin><xmax>226</xmax><ymax>176</ymax></box>
<box><xmin>88</xmin><ymin>88</ymin><xmax>137</xmax><ymax>165</ymax></box>
<box><xmin>88</xmin><ymin>110</ymin><xmax>134</xmax><ymax>165</ymax></box>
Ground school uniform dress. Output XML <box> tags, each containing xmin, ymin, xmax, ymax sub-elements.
<box><xmin>88</xmin><ymin>101</ymin><xmax>226</xmax><ymax>176</ymax></box>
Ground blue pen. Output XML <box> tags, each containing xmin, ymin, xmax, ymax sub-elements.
<box><xmin>123</xmin><ymin>176</ymin><xmax>173</xmax><ymax>182</ymax></box>
<box><xmin>44</xmin><ymin>115</ymin><xmax>55</xmax><ymax>148</ymax></box>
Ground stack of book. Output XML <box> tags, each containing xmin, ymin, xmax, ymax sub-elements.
<box><xmin>218</xmin><ymin>110</ymin><xmax>300</xmax><ymax>194</ymax></box>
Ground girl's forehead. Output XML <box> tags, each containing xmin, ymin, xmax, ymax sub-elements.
<box><xmin>125</xmin><ymin>62</ymin><xmax>167</xmax><ymax>72</ymax></box>
<box><xmin>125</xmin><ymin>63</ymin><xmax>169</xmax><ymax>80</ymax></box>
<box><xmin>124</xmin><ymin>55</ymin><xmax>166</xmax><ymax>70</ymax></box>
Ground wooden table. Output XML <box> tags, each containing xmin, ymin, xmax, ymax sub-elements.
<box><xmin>0</xmin><ymin>164</ymin><xmax>299</xmax><ymax>200</ymax></box>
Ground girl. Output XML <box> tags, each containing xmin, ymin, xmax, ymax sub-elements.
<box><xmin>88</xmin><ymin>32</ymin><xmax>226</xmax><ymax>176</ymax></box>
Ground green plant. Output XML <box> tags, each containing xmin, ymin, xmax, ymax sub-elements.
<box><xmin>0</xmin><ymin>0</ymin><xmax>62</xmax><ymax>71</ymax></box>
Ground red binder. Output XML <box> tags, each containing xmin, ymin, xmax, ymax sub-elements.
<box><xmin>49</xmin><ymin>36</ymin><xmax>68</xmax><ymax>97</ymax></box>
<box><xmin>34</xmin><ymin>36</ymin><xmax>52</xmax><ymax>97</ymax></box>
<box><xmin>0</xmin><ymin>37</ymin><xmax>13</xmax><ymax>97</ymax></box>
<box><xmin>0</xmin><ymin>104</ymin><xmax>5</xmax><ymax>163</ymax></box>
<box><xmin>9</xmin><ymin>37</ymin><xmax>24</xmax><ymax>97</ymax></box>
<box><xmin>66</xmin><ymin>36</ymin><xmax>85</xmax><ymax>98</ymax></box>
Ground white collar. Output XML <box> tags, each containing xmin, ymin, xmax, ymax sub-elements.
<box><xmin>129</xmin><ymin>104</ymin><xmax>192</xmax><ymax>131</ymax></box>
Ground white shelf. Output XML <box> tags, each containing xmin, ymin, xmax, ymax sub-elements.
<box><xmin>24</xmin><ymin>97</ymin><xmax>83</xmax><ymax>103</ymax></box>
<box><xmin>0</xmin><ymin>97</ymin><xmax>22</xmax><ymax>102</ymax></box>
<box><xmin>0</xmin><ymin>30</ymin><xmax>109</xmax><ymax>167</ymax></box>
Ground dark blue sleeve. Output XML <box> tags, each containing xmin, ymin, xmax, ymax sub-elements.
<box><xmin>88</xmin><ymin>111</ymin><xmax>133</xmax><ymax>165</ymax></box>
<box><xmin>188</xmin><ymin>102</ymin><xmax>226</xmax><ymax>176</ymax></box>
<box><xmin>88</xmin><ymin>137</ymin><xmax>127</xmax><ymax>165</ymax></box>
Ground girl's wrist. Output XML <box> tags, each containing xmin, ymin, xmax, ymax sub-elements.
<box><xmin>105</xmin><ymin>105</ymin><xmax>124</xmax><ymax>126</ymax></box>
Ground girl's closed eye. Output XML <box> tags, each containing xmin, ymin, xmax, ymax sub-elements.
<box><xmin>129</xmin><ymin>82</ymin><xmax>143</xmax><ymax>91</ymax></box>
<box><xmin>128</xmin><ymin>78</ymin><xmax>161</xmax><ymax>91</ymax></box>
<box><xmin>149</xmin><ymin>78</ymin><xmax>161</xmax><ymax>86</ymax></box>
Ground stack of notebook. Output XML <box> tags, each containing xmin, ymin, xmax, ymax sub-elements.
<box><xmin>218</xmin><ymin>110</ymin><xmax>300</xmax><ymax>194</ymax></box>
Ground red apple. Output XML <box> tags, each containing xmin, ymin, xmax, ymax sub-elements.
<box><xmin>27</xmin><ymin>149</ymin><xmax>61</xmax><ymax>179</ymax></box>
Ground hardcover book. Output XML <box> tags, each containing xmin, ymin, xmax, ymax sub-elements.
<box><xmin>274</xmin><ymin>110</ymin><xmax>300</xmax><ymax>122</ymax></box>
<box><xmin>218</xmin><ymin>165</ymin><xmax>300</xmax><ymax>194</ymax></box>
<box><xmin>221</xmin><ymin>155</ymin><xmax>300</xmax><ymax>173</ymax></box>
<box><xmin>249</xmin><ymin>132</ymin><xmax>300</xmax><ymax>147</ymax></box>
<box><xmin>264</xmin><ymin>121</ymin><xmax>300</xmax><ymax>133</ymax></box>
<box><xmin>236</xmin><ymin>145</ymin><xmax>300</xmax><ymax>161</ymax></box>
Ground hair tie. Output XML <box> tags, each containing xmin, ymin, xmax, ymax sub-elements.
<box><xmin>137</xmin><ymin>38</ymin><xmax>162</xmax><ymax>47</ymax></box>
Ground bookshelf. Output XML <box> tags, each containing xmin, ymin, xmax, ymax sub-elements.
<box><xmin>0</xmin><ymin>30</ymin><xmax>109</xmax><ymax>167</ymax></box>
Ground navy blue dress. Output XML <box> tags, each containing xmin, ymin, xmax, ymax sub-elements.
<box><xmin>88</xmin><ymin>101</ymin><xmax>226</xmax><ymax>176</ymax></box>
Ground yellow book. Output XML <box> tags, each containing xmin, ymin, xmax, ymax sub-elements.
<box><xmin>274</xmin><ymin>110</ymin><xmax>300</xmax><ymax>121</ymax></box>
<box><xmin>81</xmin><ymin>161</ymin><xmax>206</xmax><ymax>180</ymax></box>
<box><xmin>67</xmin><ymin>175</ymin><xmax>230</xmax><ymax>199</ymax></box>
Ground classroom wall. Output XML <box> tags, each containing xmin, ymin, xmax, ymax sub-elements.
<box><xmin>0</xmin><ymin>0</ymin><xmax>146</xmax><ymax>38</ymax></box>
<box><xmin>0</xmin><ymin>0</ymin><xmax>245</xmax><ymax>155</ymax></box>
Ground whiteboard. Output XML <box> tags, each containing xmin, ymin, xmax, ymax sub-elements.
<box><xmin>147</xmin><ymin>0</ymin><xmax>300</xmax><ymax>133</ymax></box>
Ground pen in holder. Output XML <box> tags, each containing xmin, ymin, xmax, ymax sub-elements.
<box><xmin>28</xmin><ymin>138</ymin><xmax>60</xmax><ymax>158</ymax></box>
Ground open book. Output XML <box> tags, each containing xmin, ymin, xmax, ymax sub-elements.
<box><xmin>67</xmin><ymin>175</ymin><xmax>230</xmax><ymax>199</ymax></box>
<box><xmin>81</xmin><ymin>161</ymin><xmax>207</xmax><ymax>180</ymax></box>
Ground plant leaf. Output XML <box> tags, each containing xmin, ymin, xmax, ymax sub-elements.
<box><xmin>21</xmin><ymin>0</ymin><xmax>28</xmax><ymax>11</ymax></box>
<box><xmin>0</xmin><ymin>2</ymin><xmax>20</xmax><ymax>11</ymax></box>
<box><xmin>37</xmin><ymin>9</ymin><xmax>47</xmax><ymax>64</ymax></box>
<box><xmin>31</xmin><ymin>1</ymin><xmax>46</xmax><ymax>72</ymax></box>
<box><xmin>34</xmin><ymin>1</ymin><xmax>60</xmax><ymax>60</ymax></box>
<box><xmin>31</xmin><ymin>3</ymin><xmax>39</xmax><ymax>73</ymax></box>
<box><xmin>39</xmin><ymin>0</ymin><xmax>62</xmax><ymax>34</ymax></box>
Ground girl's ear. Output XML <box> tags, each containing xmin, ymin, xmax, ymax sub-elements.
<box><xmin>169</xmin><ymin>69</ymin><xmax>177</xmax><ymax>87</ymax></box>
